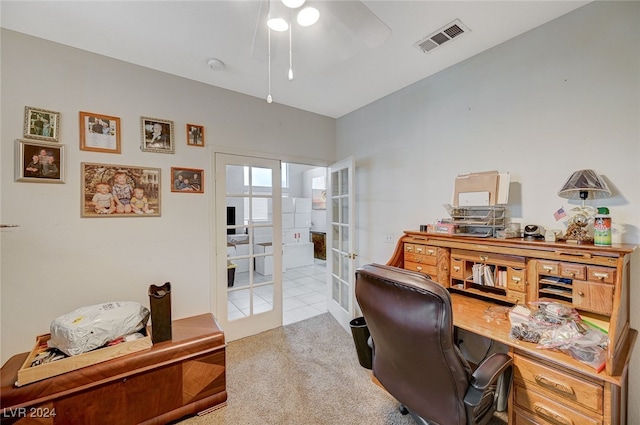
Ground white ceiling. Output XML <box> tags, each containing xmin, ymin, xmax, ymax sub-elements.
<box><xmin>1</xmin><ymin>1</ymin><xmax>590</xmax><ymax>118</ymax></box>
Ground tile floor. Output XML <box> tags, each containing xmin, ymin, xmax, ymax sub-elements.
<box><xmin>227</xmin><ymin>259</ymin><xmax>328</xmax><ymax>325</ymax></box>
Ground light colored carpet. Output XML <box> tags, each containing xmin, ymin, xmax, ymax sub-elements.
<box><xmin>176</xmin><ymin>313</ymin><xmax>507</xmax><ymax>425</ymax></box>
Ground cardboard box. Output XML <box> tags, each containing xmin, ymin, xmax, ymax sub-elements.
<box><xmin>16</xmin><ymin>329</ymin><xmax>152</xmax><ymax>387</ymax></box>
<box><xmin>294</xmin><ymin>213</ymin><xmax>311</xmax><ymax>228</ymax></box>
<box><xmin>434</xmin><ymin>222</ymin><xmax>462</xmax><ymax>234</ymax></box>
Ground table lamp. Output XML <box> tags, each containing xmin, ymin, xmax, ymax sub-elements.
<box><xmin>557</xmin><ymin>169</ymin><xmax>611</xmax><ymax>243</ymax></box>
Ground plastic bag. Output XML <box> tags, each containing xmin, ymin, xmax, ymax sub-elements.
<box><xmin>559</xmin><ymin>328</ymin><xmax>608</xmax><ymax>371</ymax></box>
<box><xmin>48</xmin><ymin>301</ymin><xmax>150</xmax><ymax>356</ymax></box>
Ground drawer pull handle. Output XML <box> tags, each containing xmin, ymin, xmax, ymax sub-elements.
<box><xmin>416</xmin><ymin>248</ymin><xmax>423</xmax><ymax>253</ymax></box>
<box><xmin>534</xmin><ymin>375</ymin><xmax>575</xmax><ymax>395</ymax></box>
<box><xmin>406</xmin><ymin>247</ymin><xmax>413</xmax><ymax>252</ymax></box>
<box><xmin>427</xmin><ymin>249</ymin><xmax>435</xmax><ymax>255</ymax></box>
<box><xmin>592</xmin><ymin>272</ymin><xmax>609</xmax><ymax>280</ymax></box>
<box><xmin>577</xmin><ymin>291</ymin><xmax>585</xmax><ymax>297</ymax></box>
<box><xmin>542</xmin><ymin>265</ymin><xmax>555</xmax><ymax>271</ymax></box>
<box><xmin>416</xmin><ymin>266</ymin><xmax>422</xmax><ymax>271</ymax></box>
<box><xmin>511</xmin><ymin>276</ymin><xmax>521</xmax><ymax>282</ymax></box>
<box><xmin>453</xmin><ymin>266</ymin><xmax>461</xmax><ymax>272</ymax></box>
<box><xmin>554</xmin><ymin>250</ymin><xmax>593</xmax><ymax>259</ymax></box>
<box><xmin>533</xmin><ymin>403</ymin><xmax>573</xmax><ymax>425</ymax></box>
<box><xmin>479</xmin><ymin>255</ymin><xmax>488</xmax><ymax>261</ymax></box>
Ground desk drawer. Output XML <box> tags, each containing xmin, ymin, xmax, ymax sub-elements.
<box><xmin>514</xmin><ymin>406</ymin><xmax>555</xmax><ymax>425</ymax></box>
<box><xmin>560</xmin><ymin>263</ymin><xmax>586</xmax><ymax>280</ymax></box>
<box><xmin>405</xmin><ymin>252</ymin><xmax>437</xmax><ymax>266</ymax></box>
<box><xmin>506</xmin><ymin>267</ymin><xmax>526</xmax><ymax>292</ymax></box>
<box><xmin>514</xmin><ymin>383</ymin><xmax>601</xmax><ymax>425</ymax></box>
<box><xmin>404</xmin><ymin>261</ymin><xmax>437</xmax><ymax>279</ymax></box>
<box><xmin>514</xmin><ymin>354</ymin><xmax>603</xmax><ymax>414</ymax></box>
<box><xmin>451</xmin><ymin>258</ymin><xmax>465</xmax><ymax>279</ymax></box>
<box><xmin>537</xmin><ymin>261</ymin><xmax>560</xmax><ymax>275</ymax></box>
<box><xmin>506</xmin><ymin>290</ymin><xmax>526</xmax><ymax>305</ymax></box>
<box><xmin>587</xmin><ymin>266</ymin><xmax>616</xmax><ymax>284</ymax></box>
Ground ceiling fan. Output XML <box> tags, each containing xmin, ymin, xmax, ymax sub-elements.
<box><xmin>251</xmin><ymin>0</ymin><xmax>392</xmax><ymax>64</ymax></box>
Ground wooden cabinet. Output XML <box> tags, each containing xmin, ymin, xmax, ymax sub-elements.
<box><xmin>1</xmin><ymin>314</ymin><xmax>227</xmax><ymax>425</ymax></box>
<box><xmin>402</xmin><ymin>242</ymin><xmax>449</xmax><ymax>286</ymax></box>
<box><xmin>388</xmin><ymin>232</ymin><xmax>636</xmax><ymax>425</ymax></box>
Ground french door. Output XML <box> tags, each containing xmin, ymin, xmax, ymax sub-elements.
<box><xmin>326</xmin><ymin>157</ymin><xmax>357</xmax><ymax>331</ymax></box>
<box><xmin>214</xmin><ymin>153</ymin><xmax>283</xmax><ymax>340</ymax></box>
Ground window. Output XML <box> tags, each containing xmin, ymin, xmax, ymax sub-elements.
<box><xmin>243</xmin><ymin>197</ymin><xmax>270</xmax><ymax>223</ymax></box>
<box><xmin>243</xmin><ymin>163</ymin><xmax>288</xmax><ymax>188</ymax></box>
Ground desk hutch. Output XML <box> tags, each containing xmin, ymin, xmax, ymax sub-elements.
<box><xmin>387</xmin><ymin>232</ymin><xmax>636</xmax><ymax>425</ymax></box>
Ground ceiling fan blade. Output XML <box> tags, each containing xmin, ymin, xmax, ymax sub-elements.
<box><xmin>251</xmin><ymin>0</ymin><xmax>279</xmax><ymax>62</ymax></box>
<box><xmin>322</xmin><ymin>1</ymin><xmax>391</xmax><ymax>49</ymax></box>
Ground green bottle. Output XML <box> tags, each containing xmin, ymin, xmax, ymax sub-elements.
<box><xmin>594</xmin><ymin>207</ymin><xmax>611</xmax><ymax>246</ymax></box>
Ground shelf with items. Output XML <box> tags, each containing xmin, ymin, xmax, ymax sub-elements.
<box><xmin>449</xmin><ymin>249</ymin><xmax>526</xmax><ymax>304</ymax></box>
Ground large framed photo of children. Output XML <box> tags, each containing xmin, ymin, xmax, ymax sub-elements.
<box><xmin>15</xmin><ymin>139</ymin><xmax>65</xmax><ymax>183</ymax></box>
<box><xmin>81</xmin><ymin>162</ymin><xmax>161</xmax><ymax>217</ymax></box>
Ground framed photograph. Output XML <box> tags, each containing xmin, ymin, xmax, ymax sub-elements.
<box><xmin>81</xmin><ymin>162</ymin><xmax>161</xmax><ymax>217</ymax></box>
<box><xmin>186</xmin><ymin>124</ymin><xmax>204</xmax><ymax>147</ymax></box>
<box><xmin>15</xmin><ymin>139</ymin><xmax>65</xmax><ymax>183</ymax></box>
<box><xmin>24</xmin><ymin>106</ymin><xmax>60</xmax><ymax>142</ymax></box>
<box><xmin>141</xmin><ymin>116</ymin><xmax>174</xmax><ymax>154</ymax></box>
<box><xmin>171</xmin><ymin>167</ymin><xmax>204</xmax><ymax>193</ymax></box>
<box><xmin>79</xmin><ymin>111</ymin><xmax>121</xmax><ymax>153</ymax></box>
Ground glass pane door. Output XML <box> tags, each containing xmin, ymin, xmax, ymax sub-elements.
<box><xmin>326</xmin><ymin>157</ymin><xmax>356</xmax><ymax>331</ymax></box>
<box><xmin>215</xmin><ymin>153</ymin><xmax>282</xmax><ymax>341</ymax></box>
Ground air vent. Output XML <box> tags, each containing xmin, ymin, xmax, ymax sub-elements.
<box><xmin>414</xmin><ymin>19</ymin><xmax>469</xmax><ymax>54</ymax></box>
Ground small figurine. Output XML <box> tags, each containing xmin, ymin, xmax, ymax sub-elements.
<box><xmin>563</xmin><ymin>211</ymin><xmax>593</xmax><ymax>243</ymax></box>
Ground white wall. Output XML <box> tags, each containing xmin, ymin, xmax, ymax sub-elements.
<box><xmin>0</xmin><ymin>29</ymin><xmax>335</xmax><ymax>363</ymax></box>
<box><xmin>337</xmin><ymin>2</ymin><xmax>640</xmax><ymax>423</ymax></box>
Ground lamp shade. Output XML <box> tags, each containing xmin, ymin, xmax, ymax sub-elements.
<box><xmin>558</xmin><ymin>169</ymin><xmax>611</xmax><ymax>200</ymax></box>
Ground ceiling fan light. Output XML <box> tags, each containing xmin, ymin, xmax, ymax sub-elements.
<box><xmin>282</xmin><ymin>0</ymin><xmax>305</xmax><ymax>8</ymax></box>
<box><xmin>267</xmin><ymin>17</ymin><xmax>289</xmax><ymax>32</ymax></box>
<box><xmin>297</xmin><ymin>7</ymin><xmax>319</xmax><ymax>27</ymax></box>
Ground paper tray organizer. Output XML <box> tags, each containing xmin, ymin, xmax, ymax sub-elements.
<box><xmin>441</xmin><ymin>206</ymin><xmax>506</xmax><ymax>237</ymax></box>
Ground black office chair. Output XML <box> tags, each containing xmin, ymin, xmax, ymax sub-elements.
<box><xmin>355</xmin><ymin>263</ymin><xmax>512</xmax><ymax>425</ymax></box>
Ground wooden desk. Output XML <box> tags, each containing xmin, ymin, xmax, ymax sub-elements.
<box><xmin>1</xmin><ymin>314</ymin><xmax>227</xmax><ymax>425</ymax></box>
<box><xmin>388</xmin><ymin>232</ymin><xmax>637</xmax><ymax>425</ymax></box>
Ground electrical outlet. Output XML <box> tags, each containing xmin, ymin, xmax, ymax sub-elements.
<box><xmin>384</xmin><ymin>233</ymin><xmax>395</xmax><ymax>243</ymax></box>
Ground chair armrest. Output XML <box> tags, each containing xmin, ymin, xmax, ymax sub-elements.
<box><xmin>463</xmin><ymin>353</ymin><xmax>512</xmax><ymax>407</ymax></box>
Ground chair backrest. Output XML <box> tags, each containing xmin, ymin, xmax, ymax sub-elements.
<box><xmin>355</xmin><ymin>264</ymin><xmax>472</xmax><ymax>425</ymax></box>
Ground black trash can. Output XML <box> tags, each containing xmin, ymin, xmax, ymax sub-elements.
<box><xmin>350</xmin><ymin>316</ymin><xmax>372</xmax><ymax>369</ymax></box>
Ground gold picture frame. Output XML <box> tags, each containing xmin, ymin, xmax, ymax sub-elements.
<box><xmin>141</xmin><ymin>117</ymin><xmax>174</xmax><ymax>154</ymax></box>
<box><xmin>24</xmin><ymin>106</ymin><xmax>60</xmax><ymax>142</ymax></box>
<box><xmin>81</xmin><ymin>162</ymin><xmax>161</xmax><ymax>217</ymax></box>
